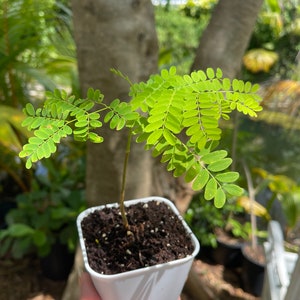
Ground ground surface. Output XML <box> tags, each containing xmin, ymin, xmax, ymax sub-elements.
<box><xmin>0</xmin><ymin>255</ymin><xmax>260</xmax><ymax>300</ymax></box>
<box><xmin>188</xmin><ymin>259</ymin><xmax>259</xmax><ymax>300</ymax></box>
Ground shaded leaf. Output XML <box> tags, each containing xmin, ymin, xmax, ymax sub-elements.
<box><xmin>192</xmin><ymin>168</ymin><xmax>209</xmax><ymax>190</ymax></box>
<box><xmin>223</xmin><ymin>184</ymin><xmax>244</xmax><ymax>196</ymax></box>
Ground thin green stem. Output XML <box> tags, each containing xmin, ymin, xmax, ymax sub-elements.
<box><xmin>231</xmin><ymin>111</ymin><xmax>240</xmax><ymax>171</ymax></box>
<box><xmin>243</xmin><ymin>161</ymin><xmax>258</xmax><ymax>249</ymax></box>
<box><xmin>119</xmin><ymin>129</ymin><xmax>132</xmax><ymax>229</ymax></box>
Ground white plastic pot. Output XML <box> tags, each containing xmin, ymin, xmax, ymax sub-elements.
<box><xmin>77</xmin><ymin>196</ymin><xmax>200</xmax><ymax>300</ymax></box>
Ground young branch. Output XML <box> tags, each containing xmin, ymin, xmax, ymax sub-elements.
<box><xmin>119</xmin><ymin>129</ymin><xmax>132</xmax><ymax>229</ymax></box>
<box><xmin>243</xmin><ymin>161</ymin><xmax>258</xmax><ymax>249</ymax></box>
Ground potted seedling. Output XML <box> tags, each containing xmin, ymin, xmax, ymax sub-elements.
<box><xmin>19</xmin><ymin>67</ymin><xmax>262</xmax><ymax>300</ymax></box>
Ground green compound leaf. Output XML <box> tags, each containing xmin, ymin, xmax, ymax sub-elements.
<box><xmin>19</xmin><ymin>67</ymin><xmax>263</xmax><ymax>210</ymax></box>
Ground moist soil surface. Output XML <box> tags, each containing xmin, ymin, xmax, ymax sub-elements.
<box><xmin>80</xmin><ymin>200</ymin><xmax>194</xmax><ymax>275</ymax></box>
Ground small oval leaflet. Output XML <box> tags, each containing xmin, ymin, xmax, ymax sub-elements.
<box><xmin>214</xmin><ymin>188</ymin><xmax>226</xmax><ymax>208</ymax></box>
<box><xmin>192</xmin><ymin>168</ymin><xmax>209</xmax><ymax>191</ymax></box>
<box><xmin>147</xmin><ymin>129</ymin><xmax>163</xmax><ymax>145</ymax></box>
<box><xmin>215</xmin><ymin>171</ymin><xmax>239</xmax><ymax>183</ymax></box>
<box><xmin>204</xmin><ymin>178</ymin><xmax>217</xmax><ymax>200</ymax></box>
<box><xmin>25</xmin><ymin>103</ymin><xmax>35</xmax><ymax>116</ymax></box>
<box><xmin>89</xmin><ymin>132</ymin><xmax>103</xmax><ymax>143</ymax></box>
<box><xmin>223</xmin><ymin>184</ymin><xmax>244</xmax><ymax>196</ymax></box>
<box><xmin>201</xmin><ymin>150</ymin><xmax>228</xmax><ymax>164</ymax></box>
<box><xmin>207</xmin><ymin>158</ymin><xmax>232</xmax><ymax>172</ymax></box>
<box><xmin>206</xmin><ymin>68</ymin><xmax>215</xmax><ymax>79</ymax></box>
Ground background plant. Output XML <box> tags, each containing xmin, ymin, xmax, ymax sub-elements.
<box><xmin>185</xmin><ymin>193</ymin><xmax>248</xmax><ymax>248</ymax></box>
<box><xmin>0</xmin><ymin>151</ymin><xmax>86</xmax><ymax>259</ymax></box>
<box><xmin>0</xmin><ymin>0</ymin><xmax>78</xmax><ymax>200</ymax></box>
<box><xmin>252</xmin><ymin>168</ymin><xmax>300</xmax><ymax>236</ymax></box>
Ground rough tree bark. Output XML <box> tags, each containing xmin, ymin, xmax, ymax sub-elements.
<box><xmin>62</xmin><ymin>1</ymin><xmax>158</xmax><ymax>299</ymax></box>
<box><xmin>72</xmin><ymin>0</ymin><xmax>158</xmax><ymax>207</ymax></box>
<box><xmin>192</xmin><ymin>0</ymin><xmax>264</xmax><ymax>79</ymax></box>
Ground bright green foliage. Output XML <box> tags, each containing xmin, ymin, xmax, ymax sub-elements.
<box><xmin>19</xmin><ymin>88</ymin><xmax>139</xmax><ymax>169</ymax></box>
<box><xmin>19</xmin><ymin>67</ymin><xmax>262</xmax><ymax>207</ymax></box>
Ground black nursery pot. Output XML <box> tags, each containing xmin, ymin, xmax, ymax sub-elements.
<box><xmin>40</xmin><ymin>240</ymin><xmax>74</xmax><ymax>281</ymax></box>
<box><xmin>196</xmin><ymin>245</ymin><xmax>214</xmax><ymax>261</ymax></box>
<box><xmin>241</xmin><ymin>244</ymin><xmax>265</xmax><ymax>297</ymax></box>
<box><xmin>0</xmin><ymin>200</ymin><xmax>17</xmax><ymax>229</ymax></box>
<box><xmin>212</xmin><ymin>239</ymin><xmax>243</xmax><ymax>268</ymax></box>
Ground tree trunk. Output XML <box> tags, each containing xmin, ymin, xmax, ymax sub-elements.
<box><xmin>192</xmin><ymin>0</ymin><xmax>263</xmax><ymax>79</ymax></box>
<box><xmin>72</xmin><ymin>0</ymin><xmax>158</xmax><ymax>207</ymax></box>
<box><xmin>62</xmin><ymin>1</ymin><xmax>158</xmax><ymax>299</ymax></box>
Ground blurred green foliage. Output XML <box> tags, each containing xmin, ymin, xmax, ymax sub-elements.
<box><xmin>0</xmin><ymin>147</ymin><xmax>86</xmax><ymax>259</ymax></box>
<box><xmin>244</xmin><ymin>0</ymin><xmax>300</xmax><ymax>81</ymax></box>
<box><xmin>185</xmin><ymin>193</ymin><xmax>248</xmax><ymax>248</ymax></box>
<box><xmin>154</xmin><ymin>4</ymin><xmax>205</xmax><ymax>74</ymax></box>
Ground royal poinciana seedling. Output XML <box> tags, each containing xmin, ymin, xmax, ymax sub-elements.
<box><xmin>19</xmin><ymin>67</ymin><xmax>262</xmax><ymax>227</ymax></box>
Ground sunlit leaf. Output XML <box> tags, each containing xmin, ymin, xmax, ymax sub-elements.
<box><xmin>207</xmin><ymin>158</ymin><xmax>232</xmax><ymax>172</ymax></box>
<box><xmin>214</xmin><ymin>188</ymin><xmax>226</xmax><ymax>208</ymax></box>
<box><xmin>204</xmin><ymin>178</ymin><xmax>217</xmax><ymax>200</ymax></box>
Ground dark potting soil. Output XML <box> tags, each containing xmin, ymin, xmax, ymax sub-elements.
<box><xmin>80</xmin><ymin>200</ymin><xmax>194</xmax><ymax>275</ymax></box>
<box><xmin>242</xmin><ymin>243</ymin><xmax>266</xmax><ymax>266</ymax></box>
